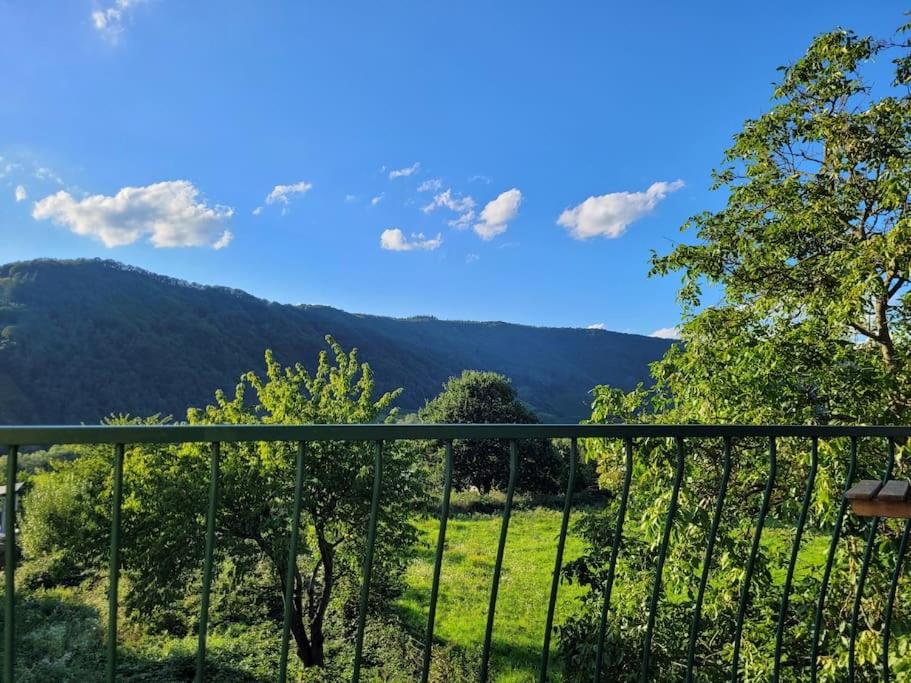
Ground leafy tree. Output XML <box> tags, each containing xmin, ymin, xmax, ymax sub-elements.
<box><xmin>562</xmin><ymin>22</ymin><xmax>911</xmax><ymax>680</ymax></box>
<box><xmin>22</xmin><ymin>337</ymin><xmax>425</xmax><ymax>670</ymax></box>
<box><xmin>419</xmin><ymin>370</ymin><xmax>560</xmax><ymax>494</ymax></box>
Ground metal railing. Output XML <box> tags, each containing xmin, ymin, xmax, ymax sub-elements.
<box><xmin>1</xmin><ymin>423</ymin><xmax>910</xmax><ymax>681</ymax></box>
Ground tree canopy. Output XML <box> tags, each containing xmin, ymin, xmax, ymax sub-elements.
<box><xmin>419</xmin><ymin>370</ymin><xmax>560</xmax><ymax>493</ymax></box>
<box><xmin>22</xmin><ymin>336</ymin><xmax>425</xmax><ymax>670</ymax></box>
<box><xmin>563</xmin><ymin>23</ymin><xmax>911</xmax><ymax>680</ymax></box>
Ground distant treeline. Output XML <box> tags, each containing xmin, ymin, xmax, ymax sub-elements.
<box><xmin>0</xmin><ymin>258</ymin><xmax>671</xmax><ymax>424</ymax></box>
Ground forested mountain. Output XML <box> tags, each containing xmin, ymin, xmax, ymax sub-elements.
<box><xmin>0</xmin><ymin>258</ymin><xmax>672</xmax><ymax>424</ymax></box>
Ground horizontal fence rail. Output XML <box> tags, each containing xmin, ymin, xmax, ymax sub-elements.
<box><xmin>2</xmin><ymin>423</ymin><xmax>911</xmax><ymax>681</ymax></box>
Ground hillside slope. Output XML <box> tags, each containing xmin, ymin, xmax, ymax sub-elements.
<box><xmin>0</xmin><ymin>259</ymin><xmax>672</xmax><ymax>424</ymax></box>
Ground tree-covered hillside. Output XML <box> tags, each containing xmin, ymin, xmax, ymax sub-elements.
<box><xmin>0</xmin><ymin>258</ymin><xmax>671</xmax><ymax>424</ymax></box>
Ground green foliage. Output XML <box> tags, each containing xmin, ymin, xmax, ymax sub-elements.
<box><xmin>20</xmin><ymin>337</ymin><xmax>427</xmax><ymax>669</ymax></box>
<box><xmin>0</xmin><ymin>258</ymin><xmax>670</xmax><ymax>425</ymax></box>
<box><xmin>419</xmin><ymin>370</ymin><xmax>561</xmax><ymax>494</ymax></box>
<box><xmin>562</xmin><ymin>21</ymin><xmax>911</xmax><ymax>680</ymax></box>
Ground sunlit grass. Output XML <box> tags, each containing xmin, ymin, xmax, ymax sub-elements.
<box><xmin>398</xmin><ymin>508</ymin><xmax>587</xmax><ymax>682</ymax></box>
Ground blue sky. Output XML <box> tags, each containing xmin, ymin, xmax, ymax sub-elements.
<box><xmin>0</xmin><ymin>2</ymin><xmax>903</xmax><ymax>336</ymax></box>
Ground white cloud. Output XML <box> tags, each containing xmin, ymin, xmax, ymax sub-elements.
<box><xmin>212</xmin><ymin>231</ymin><xmax>234</xmax><ymax>250</ymax></box>
<box><xmin>388</xmin><ymin>162</ymin><xmax>420</xmax><ymax>179</ymax></box>
<box><xmin>474</xmin><ymin>188</ymin><xmax>522</xmax><ymax>240</ymax></box>
<box><xmin>344</xmin><ymin>194</ymin><xmax>358</xmax><ymax>203</ymax></box>
<box><xmin>469</xmin><ymin>174</ymin><xmax>491</xmax><ymax>184</ymax></box>
<box><xmin>92</xmin><ymin>0</ymin><xmax>147</xmax><ymax>42</ymax></box>
<box><xmin>650</xmin><ymin>326</ymin><xmax>680</xmax><ymax>339</ymax></box>
<box><xmin>14</xmin><ymin>185</ymin><xmax>27</xmax><ymax>202</ymax></box>
<box><xmin>422</xmin><ymin>188</ymin><xmax>476</xmax><ymax>228</ymax></box>
<box><xmin>265</xmin><ymin>181</ymin><xmax>312</xmax><ymax>206</ymax></box>
<box><xmin>449</xmin><ymin>211</ymin><xmax>475</xmax><ymax>229</ymax></box>
<box><xmin>557</xmin><ymin>180</ymin><xmax>684</xmax><ymax>240</ymax></box>
<box><xmin>380</xmin><ymin>228</ymin><xmax>442</xmax><ymax>252</ymax></box>
<box><xmin>32</xmin><ymin>180</ymin><xmax>234</xmax><ymax>249</ymax></box>
<box><xmin>422</xmin><ymin>189</ymin><xmax>475</xmax><ymax>214</ymax></box>
<box><xmin>465</xmin><ymin>253</ymin><xmax>480</xmax><ymax>264</ymax></box>
<box><xmin>418</xmin><ymin>178</ymin><xmax>443</xmax><ymax>193</ymax></box>
<box><xmin>587</xmin><ymin>323</ymin><xmax>607</xmax><ymax>330</ymax></box>
<box><xmin>252</xmin><ymin>206</ymin><xmax>263</xmax><ymax>216</ymax></box>
<box><xmin>371</xmin><ymin>194</ymin><xmax>384</xmax><ymax>206</ymax></box>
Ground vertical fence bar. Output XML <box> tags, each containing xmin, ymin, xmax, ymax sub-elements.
<box><xmin>685</xmin><ymin>436</ymin><xmax>733</xmax><ymax>682</ymax></box>
<box><xmin>195</xmin><ymin>442</ymin><xmax>221</xmax><ymax>683</ymax></box>
<box><xmin>639</xmin><ymin>437</ymin><xmax>685</xmax><ymax>682</ymax></box>
<box><xmin>731</xmin><ymin>436</ymin><xmax>777</xmax><ymax>683</ymax></box>
<box><xmin>595</xmin><ymin>437</ymin><xmax>633</xmax><ymax>683</ymax></box>
<box><xmin>810</xmin><ymin>436</ymin><xmax>857</xmax><ymax>682</ymax></box>
<box><xmin>539</xmin><ymin>438</ymin><xmax>577</xmax><ymax>681</ymax></box>
<box><xmin>883</xmin><ymin>517</ymin><xmax>911</xmax><ymax>682</ymax></box>
<box><xmin>849</xmin><ymin>437</ymin><xmax>895</xmax><ymax>682</ymax></box>
<box><xmin>421</xmin><ymin>441</ymin><xmax>454</xmax><ymax>682</ymax></box>
<box><xmin>772</xmin><ymin>437</ymin><xmax>818</xmax><ymax>682</ymax></box>
<box><xmin>106</xmin><ymin>443</ymin><xmax>125</xmax><ymax>683</ymax></box>
<box><xmin>279</xmin><ymin>442</ymin><xmax>307</xmax><ymax>683</ymax></box>
<box><xmin>480</xmin><ymin>440</ymin><xmax>519</xmax><ymax>682</ymax></box>
<box><xmin>3</xmin><ymin>444</ymin><xmax>18</xmax><ymax>683</ymax></box>
<box><xmin>352</xmin><ymin>440</ymin><xmax>383</xmax><ymax>683</ymax></box>
<box><xmin>848</xmin><ymin>438</ymin><xmax>895</xmax><ymax>683</ymax></box>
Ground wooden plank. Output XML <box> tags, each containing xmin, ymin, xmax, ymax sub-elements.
<box><xmin>846</xmin><ymin>480</ymin><xmax>883</xmax><ymax>500</ymax></box>
<box><xmin>878</xmin><ymin>480</ymin><xmax>910</xmax><ymax>502</ymax></box>
<box><xmin>850</xmin><ymin>498</ymin><xmax>911</xmax><ymax>519</ymax></box>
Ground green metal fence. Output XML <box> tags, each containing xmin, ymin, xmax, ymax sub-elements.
<box><xmin>1</xmin><ymin>423</ymin><xmax>911</xmax><ymax>681</ymax></box>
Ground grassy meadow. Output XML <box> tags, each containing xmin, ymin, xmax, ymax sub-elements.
<box><xmin>397</xmin><ymin>506</ymin><xmax>587</xmax><ymax>682</ymax></box>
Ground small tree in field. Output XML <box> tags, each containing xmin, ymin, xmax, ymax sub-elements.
<box><xmin>419</xmin><ymin>370</ymin><xmax>560</xmax><ymax>493</ymax></box>
<box><xmin>23</xmin><ymin>336</ymin><xmax>424</xmax><ymax>669</ymax></box>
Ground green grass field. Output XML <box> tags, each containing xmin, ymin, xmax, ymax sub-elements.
<box><xmin>397</xmin><ymin>508</ymin><xmax>586</xmax><ymax>682</ymax></box>
<box><xmin>396</xmin><ymin>505</ymin><xmax>836</xmax><ymax>682</ymax></box>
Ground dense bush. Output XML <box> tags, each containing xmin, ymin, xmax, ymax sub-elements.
<box><xmin>419</xmin><ymin>370</ymin><xmax>562</xmax><ymax>494</ymax></box>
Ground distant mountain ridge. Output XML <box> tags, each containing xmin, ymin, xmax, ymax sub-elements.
<box><xmin>0</xmin><ymin>258</ymin><xmax>673</xmax><ymax>424</ymax></box>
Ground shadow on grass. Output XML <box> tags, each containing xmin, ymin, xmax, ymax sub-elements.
<box><xmin>2</xmin><ymin>590</ymin><xmax>271</xmax><ymax>682</ymax></box>
<box><xmin>426</xmin><ymin>489</ymin><xmax>611</xmax><ymax>516</ymax></box>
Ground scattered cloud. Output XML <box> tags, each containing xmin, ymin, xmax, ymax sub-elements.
<box><xmin>212</xmin><ymin>231</ymin><xmax>233</xmax><ymax>250</ymax></box>
<box><xmin>422</xmin><ymin>189</ymin><xmax>475</xmax><ymax>214</ymax></box>
<box><xmin>449</xmin><ymin>211</ymin><xmax>475</xmax><ymax>229</ymax></box>
<box><xmin>34</xmin><ymin>166</ymin><xmax>64</xmax><ymax>185</ymax></box>
<box><xmin>265</xmin><ymin>181</ymin><xmax>312</xmax><ymax>207</ymax></box>
<box><xmin>0</xmin><ymin>159</ymin><xmax>20</xmax><ymax>178</ymax></box>
<box><xmin>650</xmin><ymin>326</ymin><xmax>680</xmax><ymax>339</ymax></box>
<box><xmin>344</xmin><ymin>194</ymin><xmax>358</xmax><ymax>203</ymax></box>
<box><xmin>371</xmin><ymin>194</ymin><xmax>384</xmax><ymax>206</ymax></box>
<box><xmin>422</xmin><ymin>188</ymin><xmax>476</xmax><ymax>228</ymax></box>
<box><xmin>32</xmin><ymin>180</ymin><xmax>234</xmax><ymax>249</ymax></box>
<box><xmin>380</xmin><ymin>228</ymin><xmax>442</xmax><ymax>252</ymax></box>
<box><xmin>388</xmin><ymin>162</ymin><xmax>420</xmax><ymax>179</ymax></box>
<box><xmin>252</xmin><ymin>206</ymin><xmax>263</xmax><ymax>216</ymax></box>
<box><xmin>557</xmin><ymin>180</ymin><xmax>684</xmax><ymax>240</ymax></box>
<box><xmin>465</xmin><ymin>253</ymin><xmax>480</xmax><ymax>264</ymax></box>
<box><xmin>469</xmin><ymin>174</ymin><xmax>491</xmax><ymax>184</ymax></box>
<box><xmin>14</xmin><ymin>185</ymin><xmax>27</xmax><ymax>202</ymax></box>
<box><xmin>92</xmin><ymin>0</ymin><xmax>147</xmax><ymax>42</ymax></box>
<box><xmin>417</xmin><ymin>178</ymin><xmax>443</xmax><ymax>193</ymax></box>
<box><xmin>587</xmin><ymin>323</ymin><xmax>607</xmax><ymax>330</ymax></box>
<box><xmin>474</xmin><ymin>188</ymin><xmax>522</xmax><ymax>240</ymax></box>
